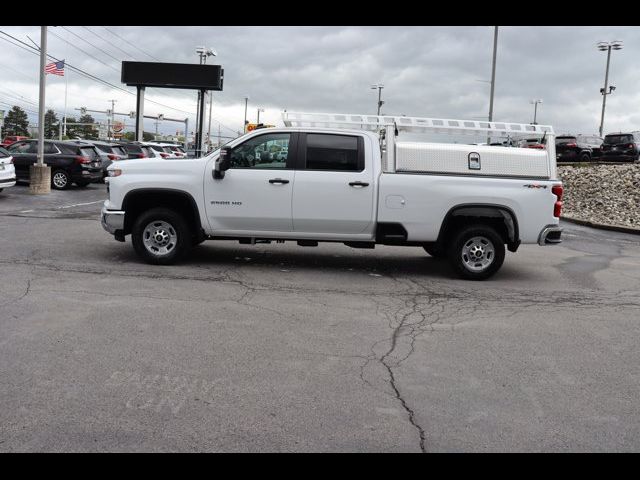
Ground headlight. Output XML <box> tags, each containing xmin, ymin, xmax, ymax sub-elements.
<box><xmin>107</xmin><ymin>169</ymin><xmax>122</xmax><ymax>177</ymax></box>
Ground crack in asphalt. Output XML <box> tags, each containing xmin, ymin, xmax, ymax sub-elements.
<box><xmin>0</xmin><ymin>272</ymin><xmax>34</xmax><ymax>308</ymax></box>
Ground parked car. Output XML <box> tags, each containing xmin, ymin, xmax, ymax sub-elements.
<box><xmin>7</xmin><ymin>139</ymin><xmax>103</xmax><ymax>189</ymax></box>
<box><xmin>145</xmin><ymin>142</ymin><xmax>180</xmax><ymax>159</ymax></box>
<box><xmin>520</xmin><ymin>138</ymin><xmax>546</xmax><ymax>149</ymax></box>
<box><xmin>0</xmin><ymin>146</ymin><xmax>16</xmax><ymax>193</ymax></box>
<box><xmin>555</xmin><ymin>134</ymin><xmax>603</xmax><ymax>162</ymax></box>
<box><xmin>119</xmin><ymin>142</ymin><xmax>152</xmax><ymax>160</ymax></box>
<box><xmin>74</xmin><ymin>140</ymin><xmax>128</xmax><ymax>180</ymax></box>
<box><xmin>601</xmin><ymin>132</ymin><xmax>640</xmax><ymax>162</ymax></box>
<box><xmin>1</xmin><ymin>135</ymin><xmax>29</xmax><ymax>148</ymax></box>
<box><xmin>149</xmin><ymin>142</ymin><xmax>187</xmax><ymax>158</ymax></box>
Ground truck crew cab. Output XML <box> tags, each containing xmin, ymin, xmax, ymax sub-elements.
<box><xmin>101</xmin><ymin>112</ymin><xmax>563</xmax><ymax>280</ymax></box>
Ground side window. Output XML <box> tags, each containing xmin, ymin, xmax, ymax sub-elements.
<box><xmin>229</xmin><ymin>133</ymin><xmax>291</xmax><ymax>169</ymax></box>
<box><xmin>9</xmin><ymin>141</ymin><xmax>32</xmax><ymax>153</ymax></box>
<box><xmin>305</xmin><ymin>134</ymin><xmax>361</xmax><ymax>171</ymax></box>
<box><xmin>43</xmin><ymin>143</ymin><xmax>58</xmax><ymax>154</ymax></box>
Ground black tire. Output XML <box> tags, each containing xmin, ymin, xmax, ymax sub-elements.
<box><xmin>51</xmin><ymin>169</ymin><xmax>71</xmax><ymax>190</ymax></box>
<box><xmin>580</xmin><ymin>152</ymin><xmax>591</xmax><ymax>162</ymax></box>
<box><xmin>75</xmin><ymin>181</ymin><xmax>90</xmax><ymax>188</ymax></box>
<box><xmin>423</xmin><ymin>245</ymin><xmax>444</xmax><ymax>258</ymax></box>
<box><xmin>131</xmin><ymin>208</ymin><xmax>192</xmax><ymax>265</ymax></box>
<box><xmin>447</xmin><ymin>224</ymin><xmax>505</xmax><ymax>280</ymax></box>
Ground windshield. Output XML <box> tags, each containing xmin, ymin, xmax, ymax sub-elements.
<box><xmin>604</xmin><ymin>134</ymin><xmax>633</xmax><ymax>144</ymax></box>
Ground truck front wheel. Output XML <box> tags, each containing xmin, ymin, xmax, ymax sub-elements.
<box><xmin>447</xmin><ymin>224</ymin><xmax>505</xmax><ymax>280</ymax></box>
<box><xmin>131</xmin><ymin>207</ymin><xmax>191</xmax><ymax>265</ymax></box>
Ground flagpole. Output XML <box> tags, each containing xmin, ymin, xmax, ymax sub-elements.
<box><xmin>62</xmin><ymin>64</ymin><xmax>67</xmax><ymax>140</ymax></box>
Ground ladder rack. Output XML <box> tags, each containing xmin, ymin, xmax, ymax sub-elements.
<box><xmin>282</xmin><ymin>111</ymin><xmax>554</xmax><ymax>136</ymax></box>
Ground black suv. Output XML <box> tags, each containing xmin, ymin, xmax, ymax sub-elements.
<box><xmin>8</xmin><ymin>139</ymin><xmax>103</xmax><ymax>189</ymax></box>
<box><xmin>601</xmin><ymin>133</ymin><xmax>640</xmax><ymax>162</ymax></box>
<box><xmin>555</xmin><ymin>134</ymin><xmax>603</xmax><ymax>162</ymax></box>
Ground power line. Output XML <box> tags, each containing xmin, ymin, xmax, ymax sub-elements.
<box><xmin>81</xmin><ymin>26</ymin><xmax>136</xmax><ymax>59</ymax></box>
<box><xmin>101</xmin><ymin>26</ymin><xmax>162</xmax><ymax>62</ymax></box>
<box><xmin>0</xmin><ymin>29</ymin><xmax>240</xmax><ymax>136</ymax></box>
<box><xmin>60</xmin><ymin>26</ymin><xmax>123</xmax><ymax>64</ymax></box>
<box><xmin>49</xmin><ymin>28</ymin><xmax>120</xmax><ymax>73</ymax></box>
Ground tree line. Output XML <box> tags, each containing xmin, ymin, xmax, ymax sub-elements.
<box><xmin>2</xmin><ymin>105</ymin><xmax>157</xmax><ymax>141</ymax></box>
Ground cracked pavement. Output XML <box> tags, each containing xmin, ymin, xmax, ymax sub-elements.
<box><xmin>1</xmin><ymin>184</ymin><xmax>640</xmax><ymax>452</ymax></box>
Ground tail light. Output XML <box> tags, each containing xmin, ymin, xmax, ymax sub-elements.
<box><xmin>628</xmin><ymin>143</ymin><xmax>634</xmax><ymax>149</ymax></box>
<box><xmin>136</xmin><ymin>153</ymin><xmax>147</xmax><ymax>158</ymax></box>
<box><xmin>107</xmin><ymin>153</ymin><xmax>117</xmax><ymax>160</ymax></box>
<box><xmin>566</xmin><ymin>143</ymin><xmax>577</xmax><ymax>148</ymax></box>
<box><xmin>552</xmin><ymin>184</ymin><xmax>563</xmax><ymax>218</ymax></box>
<box><xmin>75</xmin><ymin>156</ymin><xmax>90</xmax><ymax>164</ymax></box>
<box><xmin>160</xmin><ymin>152</ymin><xmax>169</xmax><ymax>158</ymax></box>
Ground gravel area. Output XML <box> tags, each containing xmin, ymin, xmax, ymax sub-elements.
<box><xmin>558</xmin><ymin>163</ymin><xmax>640</xmax><ymax>229</ymax></box>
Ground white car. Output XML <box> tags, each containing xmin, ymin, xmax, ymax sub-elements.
<box><xmin>147</xmin><ymin>142</ymin><xmax>184</xmax><ymax>159</ymax></box>
<box><xmin>0</xmin><ymin>146</ymin><xmax>16</xmax><ymax>193</ymax></box>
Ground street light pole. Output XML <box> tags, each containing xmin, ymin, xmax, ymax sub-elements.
<box><xmin>530</xmin><ymin>99</ymin><xmax>543</xmax><ymax>125</ymax></box>
<box><xmin>597</xmin><ymin>41</ymin><xmax>622</xmax><ymax>138</ymax></box>
<box><xmin>371</xmin><ymin>84</ymin><xmax>384</xmax><ymax>116</ymax></box>
<box><xmin>243</xmin><ymin>96</ymin><xmax>249</xmax><ymax>133</ymax></box>
<box><xmin>257</xmin><ymin>108</ymin><xmax>264</xmax><ymax>124</ymax></box>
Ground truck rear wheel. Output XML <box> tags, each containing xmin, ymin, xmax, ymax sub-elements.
<box><xmin>131</xmin><ymin>207</ymin><xmax>191</xmax><ymax>265</ymax></box>
<box><xmin>447</xmin><ymin>224</ymin><xmax>505</xmax><ymax>280</ymax></box>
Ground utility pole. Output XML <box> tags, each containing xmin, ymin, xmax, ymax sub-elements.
<box><xmin>217</xmin><ymin>123</ymin><xmax>221</xmax><ymax>148</ymax></box>
<box><xmin>257</xmin><ymin>108</ymin><xmax>264</xmax><ymax>124</ymax></box>
<box><xmin>530</xmin><ymin>99</ymin><xmax>543</xmax><ymax>125</ymax></box>
<box><xmin>31</xmin><ymin>25</ymin><xmax>50</xmax><ymax>194</ymax></box>
<box><xmin>207</xmin><ymin>92</ymin><xmax>213</xmax><ymax>152</ymax></box>
<box><xmin>487</xmin><ymin>26</ymin><xmax>499</xmax><ymax>144</ymax></box>
<box><xmin>243</xmin><ymin>96</ymin><xmax>249</xmax><ymax>133</ymax></box>
<box><xmin>107</xmin><ymin>99</ymin><xmax>116</xmax><ymax>141</ymax></box>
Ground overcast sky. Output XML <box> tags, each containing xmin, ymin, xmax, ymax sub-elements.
<box><xmin>0</xmin><ymin>26</ymin><xmax>638</xmax><ymax>139</ymax></box>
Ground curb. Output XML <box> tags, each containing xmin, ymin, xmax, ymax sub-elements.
<box><xmin>561</xmin><ymin>216</ymin><xmax>640</xmax><ymax>235</ymax></box>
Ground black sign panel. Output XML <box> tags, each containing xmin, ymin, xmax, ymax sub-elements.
<box><xmin>121</xmin><ymin>61</ymin><xmax>224</xmax><ymax>90</ymax></box>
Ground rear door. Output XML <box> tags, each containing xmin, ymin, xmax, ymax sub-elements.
<box><xmin>204</xmin><ymin>131</ymin><xmax>297</xmax><ymax>233</ymax></box>
<box><xmin>8</xmin><ymin>141</ymin><xmax>37</xmax><ymax>179</ymax></box>
<box><xmin>292</xmin><ymin>133</ymin><xmax>375</xmax><ymax>236</ymax></box>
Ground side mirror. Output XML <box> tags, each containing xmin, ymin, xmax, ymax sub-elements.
<box><xmin>213</xmin><ymin>146</ymin><xmax>232</xmax><ymax>179</ymax></box>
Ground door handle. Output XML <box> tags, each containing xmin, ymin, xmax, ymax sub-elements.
<box><xmin>349</xmin><ymin>181</ymin><xmax>369</xmax><ymax>187</ymax></box>
<box><xmin>269</xmin><ymin>178</ymin><xmax>290</xmax><ymax>184</ymax></box>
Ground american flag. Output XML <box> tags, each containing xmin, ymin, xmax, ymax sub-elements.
<box><xmin>45</xmin><ymin>60</ymin><xmax>65</xmax><ymax>76</ymax></box>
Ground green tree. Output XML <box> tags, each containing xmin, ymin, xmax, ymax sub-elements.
<box><xmin>44</xmin><ymin>109</ymin><xmax>59</xmax><ymax>139</ymax></box>
<box><xmin>123</xmin><ymin>131</ymin><xmax>135</xmax><ymax>141</ymax></box>
<box><xmin>78</xmin><ymin>114</ymin><xmax>98</xmax><ymax>139</ymax></box>
<box><xmin>3</xmin><ymin>106</ymin><xmax>30</xmax><ymax>136</ymax></box>
<box><xmin>142</xmin><ymin>131</ymin><xmax>154</xmax><ymax>141</ymax></box>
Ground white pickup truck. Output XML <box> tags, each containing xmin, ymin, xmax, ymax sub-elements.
<box><xmin>101</xmin><ymin>112</ymin><xmax>563</xmax><ymax>280</ymax></box>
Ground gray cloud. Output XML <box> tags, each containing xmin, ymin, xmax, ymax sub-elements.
<box><xmin>0</xmin><ymin>25</ymin><xmax>637</xmax><ymax>138</ymax></box>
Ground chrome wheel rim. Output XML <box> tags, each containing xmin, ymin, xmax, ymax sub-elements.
<box><xmin>142</xmin><ymin>220</ymin><xmax>177</xmax><ymax>256</ymax></box>
<box><xmin>52</xmin><ymin>172</ymin><xmax>68</xmax><ymax>188</ymax></box>
<box><xmin>461</xmin><ymin>236</ymin><xmax>495</xmax><ymax>272</ymax></box>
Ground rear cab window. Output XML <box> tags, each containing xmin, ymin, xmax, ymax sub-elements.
<box><xmin>303</xmin><ymin>133</ymin><xmax>364</xmax><ymax>171</ymax></box>
<box><xmin>556</xmin><ymin>136</ymin><xmax>577</xmax><ymax>144</ymax></box>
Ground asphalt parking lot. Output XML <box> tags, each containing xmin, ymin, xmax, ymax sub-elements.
<box><xmin>1</xmin><ymin>182</ymin><xmax>639</xmax><ymax>452</ymax></box>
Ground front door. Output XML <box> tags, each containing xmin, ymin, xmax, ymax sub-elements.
<box><xmin>204</xmin><ymin>132</ymin><xmax>297</xmax><ymax>234</ymax></box>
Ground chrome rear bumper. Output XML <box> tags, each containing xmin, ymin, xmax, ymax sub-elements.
<box><xmin>538</xmin><ymin>225</ymin><xmax>563</xmax><ymax>246</ymax></box>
